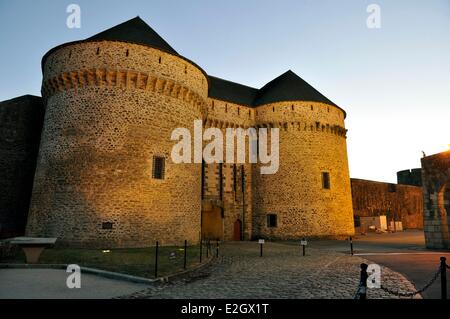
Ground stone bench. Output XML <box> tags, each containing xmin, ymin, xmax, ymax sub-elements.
<box><xmin>7</xmin><ymin>237</ymin><xmax>57</xmax><ymax>264</ymax></box>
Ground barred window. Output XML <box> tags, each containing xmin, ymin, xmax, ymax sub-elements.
<box><xmin>267</xmin><ymin>214</ymin><xmax>277</xmax><ymax>228</ymax></box>
<box><xmin>322</xmin><ymin>172</ymin><xmax>330</xmax><ymax>189</ymax></box>
<box><xmin>152</xmin><ymin>156</ymin><xmax>165</xmax><ymax>179</ymax></box>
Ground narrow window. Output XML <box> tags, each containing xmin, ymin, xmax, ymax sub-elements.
<box><xmin>219</xmin><ymin>163</ymin><xmax>223</xmax><ymax>200</ymax></box>
<box><xmin>96</xmin><ymin>48</ymin><xmax>100</xmax><ymax>55</ymax></box>
<box><xmin>212</xmin><ymin>100</ymin><xmax>215</xmax><ymax>110</ymax></box>
<box><xmin>238</xmin><ymin>108</ymin><xmax>240</xmax><ymax>115</ymax></box>
<box><xmin>241</xmin><ymin>165</ymin><xmax>245</xmax><ymax>190</ymax></box>
<box><xmin>102</xmin><ymin>222</ymin><xmax>113</xmax><ymax>230</ymax></box>
<box><xmin>158</xmin><ymin>56</ymin><xmax>161</xmax><ymax>63</ymax></box>
<box><xmin>354</xmin><ymin>216</ymin><xmax>361</xmax><ymax>228</ymax></box>
<box><xmin>225</xmin><ymin>104</ymin><xmax>228</xmax><ymax>113</ymax></box>
<box><xmin>322</xmin><ymin>172</ymin><xmax>330</xmax><ymax>189</ymax></box>
<box><xmin>291</xmin><ymin>104</ymin><xmax>294</xmax><ymax>111</ymax></box>
<box><xmin>184</xmin><ymin>65</ymin><xmax>187</xmax><ymax>74</ymax></box>
<box><xmin>272</xmin><ymin>107</ymin><xmax>275</xmax><ymax>112</ymax></box>
<box><xmin>267</xmin><ymin>214</ymin><xmax>277</xmax><ymax>228</ymax></box>
<box><xmin>152</xmin><ymin>156</ymin><xmax>165</xmax><ymax>179</ymax></box>
<box><xmin>201</xmin><ymin>160</ymin><xmax>205</xmax><ymax>199</ymax></box>
<box><xmin>311</xmin><ymin>105</ymin><xmax>314</xmax><ymax>111</ymax></box>
<box><xmin>126</xmin><ymin>49</ymin><xmax>129</xmax><ymax>57</ymax></box>
<box><xmin>233</xmin><ymin>164</ymin><xmax>237</xmax><ymax>192</ymax></box>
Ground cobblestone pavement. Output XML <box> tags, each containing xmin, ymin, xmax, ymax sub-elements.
<box><xmin>121</xmin><ymin>242</ymin><xmax>420</xmax><ymax>299</ymax></box>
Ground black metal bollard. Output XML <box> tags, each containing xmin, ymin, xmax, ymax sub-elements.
<box><xmin>216</xmin><ymin>241</ymin><xmax>219</xmax><ymax>258</ymax></box>
<box><xmin>260</xmin><ymin>242</ymin><xmax>263</xmax><ymax>257</ymax></box>
<box><xmin>154</xmin><ymin>241</ymin><xmax>159</xmax><ymax>278</ymax></box>
<box><xmin>440</xmin><ymin>256</ymin><xmax>447</xmax><ymax>300</ymax></box>
<box><xmin>183</xmin><ymin>240</ymin><xmax>187</xmax><ymax>270</ymax></box>
<box><xmin>350</xmin><ymin>236</ymin><xmax>354</xmax><ymax>256</ymax></box>
<box><xmin>358</xmin><ymin>263</ymin><xmax>368</xmax><ymax>299</ymax></box>
<box><xmin>199</xmin><ymin>238</ymin><xmax>203</xmax><ymax>263</ymax></box>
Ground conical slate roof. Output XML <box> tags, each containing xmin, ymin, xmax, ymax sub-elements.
<box><xmin>253</xmin><ymin>70</ymin><xmax>337</xmax><ymax>107</ymax></box>
<box><xmin>87</xmin><ymin>16</ymin><xmax>178</xmax><ymax>55</ymax></box>
<box><xmin>208</xmin><ymin>76</ymin><xmax>259</xmax><ymax>107</ymax></box>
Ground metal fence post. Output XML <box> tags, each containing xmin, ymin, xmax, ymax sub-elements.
<box><xmin>184</xmin><ymin>240</ymin><xmax>187</xmax><ymax>270</ymax></box>
<box><xmin>199</xmin><ymin>238</ymin><xmax>203</xmax><ymax>263</ymax></box>
<box><xmin>154</xmin><ymin>241</ymin><xmax>159</xmax><ymax>278</ymax></box>
<box><xmin>359</xmin><ymin>263</ymin><xmax>368</xmax><ymax>299</ymax></box>
<box><xmin>216</xmin><ymin>241</ymin><xmax>219</xmax><ymax>258</ymax></box>
<box><xmin>302</xmin><ymin>237</ymin><xmax>306</xmax><ymax>256</ymax></box>
<box><xmin>350</xmin><ymin>236</ymin><xmax>354</xmax><ymax>256</ymax></box>
<box><xmin>440</xmin><ymin>256</ymin><xmax>447</xmax><ymax>300</ymax></box>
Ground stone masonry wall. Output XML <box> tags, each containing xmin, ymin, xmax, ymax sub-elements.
<box><xmin>26</xmin><ymin>41</ymin><xmax>207</xmax><ymax>248</ymax></box>
<box><xmin>421</xmin><ymin>151</ymin><xmax>450</xmax><ymax>249</ymax></box>
<box><xmin>0</xmin><ymin>95</ymin><xmax>44</xmax><ymax>239</ymax></box>
<box><xmin>201</xmin><ymin>98</ymin><xmax>254</xmax><ymax>240</ymax></box>
<box><xmin>26</xmin><ymin>39</ymin><xmax>355</xmax><ymax>246</ymax></box>
<box><xmin>351</xmin><ymin>178</ymin><xmax>423</xmax><ymax>230</ymax></box>
<box><xmin>252</xmin><ymin>101</ymin><xmax>354</xmax><ymax>239</ymax></box>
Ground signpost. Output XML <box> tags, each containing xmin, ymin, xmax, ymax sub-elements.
<box><xmin>301</xmin><ymin>238</ymin><xmax>307</xmax><ymax>256</ymax></box>
<box><xmin>259</xmin><ymin>239</ymin><xmax>264</xmax><ymax>257</ymax></box>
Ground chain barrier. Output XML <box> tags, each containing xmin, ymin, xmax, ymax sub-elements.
<box><xmin>354</xmin><ymin>256</ymin><xmax>448</xmax><ymax>299</ymax></box>
<box><xmin>380</xmin><ymin>266</ymin><xmax>441</xmax><ymax>298</ymax></box>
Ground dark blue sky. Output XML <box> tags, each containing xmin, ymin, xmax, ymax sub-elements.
<box><xmin>1</xmin><ymin>0</ymin><xmax>449</xmax><ymax>182</ymax></box>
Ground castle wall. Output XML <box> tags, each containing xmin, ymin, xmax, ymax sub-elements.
<box><xmin>26</xmin><ymin>41</ymin><xmax>207</xmax><ymax>247</ymax></box>
<box><xmin>252</xmin><ymin>101</ymin><xmax>354</xmax><ymax>239</ymax></box>
<box><xmin>397</xmin><ymin>168</ymin><xmax>422</xmax><ymax>187</ymax></box>
<box><xmin>25</xmin><ymin>35</ymin><xmax>356</xmax><ymax>246</ymax></box>
<box><xmin>201</xmin><ymin>98</ymin><xmax>254</xmax><ymax>240</ymax></box>
<box><xmin>0</xmin><ymin>96</ymin><xmax>44</xmax><ymax>239</ymax></box>
<box><xmin>351</xmin><ymin>179</ymin><xmax>423</xmax><ymax>230</ymax></box>
<box><xmin>421</xmin><ymin>151</ymin><xmax>450</xmax><ymax>249</ymax></box>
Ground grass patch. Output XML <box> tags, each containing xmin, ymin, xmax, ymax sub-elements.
<box><xmin>1</xmin><ymin>244</ymin><xmax>212</xmax><ymax>278</ymax></box>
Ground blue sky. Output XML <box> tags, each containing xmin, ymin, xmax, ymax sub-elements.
<box><xmin>1</xmin><ymin>0</ymin><xmax>449</xmax><ymax>183</ymax></box>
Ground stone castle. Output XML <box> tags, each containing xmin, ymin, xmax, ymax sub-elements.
<box><xmin>2</xmin><ymin>17</ymin><xmax>355</xmax><ymax>247</ymax></box>
<box><xmin>422</xmin><ymin>150</ymin><xmax>450</xmax><ymax>249</ymax></box>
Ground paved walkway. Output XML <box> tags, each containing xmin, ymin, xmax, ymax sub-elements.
<box><xmin>306</xmin><ymin>230</ymin><xmax>450</xmax><ymax>299</ymax></box>
<box><xmin>121</xmin><ymin>242</ymin><xmax>419</xmax><ymax>299</ymax></box>
<box><xmin>0</xmin><ymin>268</ymin><xmax>147</xmax><ymax>299</ymax></box>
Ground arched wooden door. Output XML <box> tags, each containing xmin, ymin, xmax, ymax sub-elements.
<box><xmin>233</xmin><ymin>219</ymin><xmax>242</xmax><ymax>241</ymax></box>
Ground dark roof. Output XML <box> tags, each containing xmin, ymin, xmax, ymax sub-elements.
<box><xmin>40</xmin><ymin>17</ymin><xmax>344</xmax><ymax>115</ymax></box>
<box><xmin>0</xmin><ymin>95</ymin><xmax>42</xmax><ymax>105</ymax></box>
<box><xmin>253</xmin><ymin>70</ymin><xmax>338</xmax><ymax>107</ymax></box>
<box><xmin>208</xmin><ymin>76</ymin><xmax>259</xmax><ymax>106</ymax></box>
<box><xmin>87</xmin><ymin>16</ymin><xmax>178</xmax><ymax>55</ymax></box>
<box><xmin>209</xmin><ymin>70</ymin><xmax>344</xmax><ymax>115</ymax></box>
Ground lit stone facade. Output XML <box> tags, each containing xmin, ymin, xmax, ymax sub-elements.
<box><xmin>421</xmin><ymin>151</ymin><xmax>450</xmax><ymax>249</ymax></box>
<box><xmin>25</xmin><ymin>17</ymin><xmax>354</xmax><ymax>247</ymax></box>
<box><xmin>252</xmin><ymin>101</ymin><xmax>353</xmax><ymax>239</ymax></box>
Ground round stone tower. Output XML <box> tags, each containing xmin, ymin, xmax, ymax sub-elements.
<box><xmin>252</xmin><ymin>70</ymin><xmax>354</xmax><ymax>239</ymax></box>
<box><xmin>26</xmin><ymin>17</ymin><xmax>207</xmax><ymax>247</ymax></box>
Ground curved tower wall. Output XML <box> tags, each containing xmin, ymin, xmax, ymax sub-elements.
<box><xmin>26</xmin><ymin>41</ymin><xmax>207</xmax><ymax>247</ymax></box>
<box><xmin>252</xmin><ymin>101</ymin><xmax>354</xmax><ymax>239</ymax></box>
